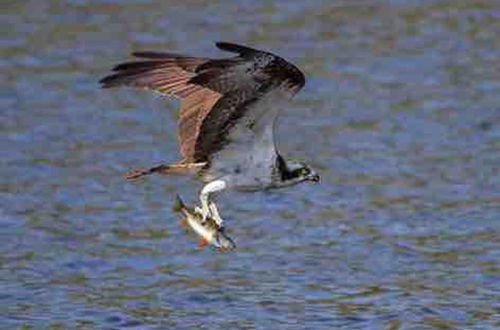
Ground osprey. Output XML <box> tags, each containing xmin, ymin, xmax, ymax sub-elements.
<box><xmin>100</xmin><ymin>42</ymin><xmax>319</xmax><ymax>227</ymax></box>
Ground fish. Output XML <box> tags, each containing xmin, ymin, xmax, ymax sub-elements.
<box><xmin>172</xmin><ymin>195</ymin><xmax>236</xmax><ymax>251</ymax></box>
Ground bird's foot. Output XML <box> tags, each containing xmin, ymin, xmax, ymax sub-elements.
<box><xmin>209</xmin><ymin>201</ymin><xmax>224</xmax><ymax>229</ymax></box>
<box><xmin>198</xmin><ymin>180</ymin><xmax>227</xmax><ymax>228</ymax></box>
<box><xmin>194</xmin><ymin>203</ymin><xmax>224</xmax><ymax>228</ymax></box>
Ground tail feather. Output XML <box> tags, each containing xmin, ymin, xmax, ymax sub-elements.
<box><xmin>125</xmin><ymin>162</ymin><xmax>206</xmax><ymax>180</ymax></box>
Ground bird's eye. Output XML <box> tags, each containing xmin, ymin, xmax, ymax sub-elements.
<box><xmin>300</xmin><ymin>167</ymin><xmax>310</xmax><ymax>176</ymax></box>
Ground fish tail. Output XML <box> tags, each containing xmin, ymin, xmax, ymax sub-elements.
<box><xmin>172</xmin><ymin>194</ymin><xmax>185</xmax><ymax>213</ymax></box>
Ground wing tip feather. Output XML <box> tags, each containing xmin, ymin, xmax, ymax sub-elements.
<box><xmin>215</xmin><ymin>42</ymin><xmax>257</xmax><ymax>55</ymax></box>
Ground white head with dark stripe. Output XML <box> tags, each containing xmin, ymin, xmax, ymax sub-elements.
<box><xmin>275</xmin><ymin>155</ymin><xmax>319</xmax><ymax>187</ymax></box>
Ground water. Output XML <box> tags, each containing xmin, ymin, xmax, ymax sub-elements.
<box><xmin>2</xmin><ymin>0</ymin><xmax>499</xmax><ymax>329</ymax></box>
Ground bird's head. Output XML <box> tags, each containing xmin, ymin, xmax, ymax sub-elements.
<box><xmin>284</xmin><ymin>161</ymin><xmax>320</xmax><ymax>184</ymax></box>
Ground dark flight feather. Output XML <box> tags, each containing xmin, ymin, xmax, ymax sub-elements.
<box><xmin>215</xmin><ymin>42</ymin><xmax>259</xmax><ymax>56</ymax></box>
<box><xmin>131</xmin><ymin>51</ymin><xmax>191</xmax><ymax>59</ymax></box>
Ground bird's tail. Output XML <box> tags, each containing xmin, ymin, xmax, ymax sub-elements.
<box><xmin>125</xmin><ymin>162</ymin><xmax>206</xmax><ymax>180</ymax></box>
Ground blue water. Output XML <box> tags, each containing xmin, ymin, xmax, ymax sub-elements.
<box><xmin>2</xmin><ymin>0</ymin><xmax>499</xmax><ymax>329</ymax></box>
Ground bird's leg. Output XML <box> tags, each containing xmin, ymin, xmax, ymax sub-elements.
<box><xmin>198</xmin><ymin>180</ymin><xmax>227</xmax><ymax>226</ymax></box>
<box><xmin>208</xmin><ymin>201</ymin><xmax>223</xmax><ymax>228</ymax></box>
<box><xmin>195</xmin><ymin>202</ymin><xmax>223</xmax><ymax>227</ymax></box>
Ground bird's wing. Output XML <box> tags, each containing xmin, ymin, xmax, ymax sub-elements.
<box><xmin>100</xmin><ymin>51</ymin><xmax>207</xmax><ymax>97</ymax></box>
<box><xmin>100</xmin><ymin>51</ymin><xmax>222</xmax><ymax>161</ymax></box>
<box><xmin>99</xmin><ymin>42</ymin><xmax>305</xmax><ymax>164</ymax></box>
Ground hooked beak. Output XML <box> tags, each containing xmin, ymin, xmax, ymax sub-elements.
<box><xmin>308</xmin><ymin>173</ymin><xmax>320</xmax><ymax>183</ymax></box>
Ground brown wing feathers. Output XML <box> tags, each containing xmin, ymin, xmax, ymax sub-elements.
<box><xmin>99</xmin><ymin>51</ymin><xmax>223</xmax><ymax>162</ymax></box>
<box><xmin>99</xmin><ymin>54</ymin><xmax>207</xmax><ymax>98</ymax></box>
<box><xmin>178</xmin><ymin>89</ymin><xmax>222</xmax><ymax>160</ymax></box>
<box><xmin>99</xmin><ymin>42</ymin><xmax>305</xmax><ymax>163</ymax></box>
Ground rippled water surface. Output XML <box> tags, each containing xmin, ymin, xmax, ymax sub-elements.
<box><xmin>2</xmin><ymin>0</ymin><xmax>500</xmax><ymax>329</ymax></box>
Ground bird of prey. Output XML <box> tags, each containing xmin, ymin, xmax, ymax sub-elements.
<box><xmin>100</xmin><ymin>42</ymin><xmax>319</xmax><ymax>227</ymax></box>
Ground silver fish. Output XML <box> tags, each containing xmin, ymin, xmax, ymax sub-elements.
<box><xmin>173</xmin><ymin>195</ymin><xmax>236</xmax><ymax>251</ymax></box>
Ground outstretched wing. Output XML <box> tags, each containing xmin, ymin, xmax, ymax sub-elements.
<box><xmin>99</xmin><ymin>51</ymin><xmax>222</xmax><ymax>161</ymax></box>
<box><xmin>99</xmin><ymin>42</ymin><xmax>305</xmax><ymax>166</ymax></box>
